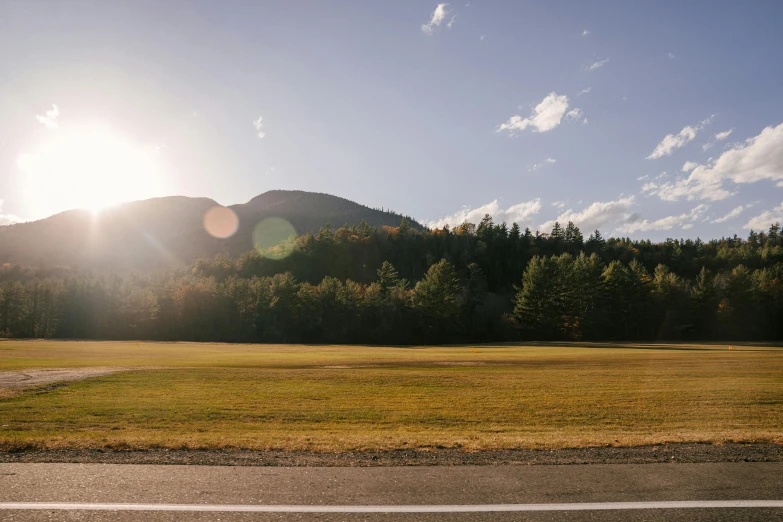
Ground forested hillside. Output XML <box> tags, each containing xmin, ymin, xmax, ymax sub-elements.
<box><xmin>0</xmin><ymin>191</ymin><xmax>421</xmax><ymax>270</ymax></box>
<box><xmin>1</xmin><ymin>215</ymin><xmax>782</xmax><ymax>343</ymax></box>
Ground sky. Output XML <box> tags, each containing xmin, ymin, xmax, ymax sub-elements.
<box><xmin>1</xmin><ymin>0</ymin><xmax>782</xmax><ymax>240</ymax></box>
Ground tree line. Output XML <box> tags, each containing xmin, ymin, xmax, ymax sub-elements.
<box><xmin>1</xmin><ymin>217</ymin><xmax>782</xmax><ymax>343</ymax></box>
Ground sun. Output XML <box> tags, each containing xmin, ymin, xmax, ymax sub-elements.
<box><xmin>17</xmin><ymin>123</ymin><xmax>165</xmax><ymax>218</ymax></box>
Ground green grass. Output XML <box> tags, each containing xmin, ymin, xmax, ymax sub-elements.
<box><xmin>1</xmin><ymin>340</ymin><xmax>781</xmax><ymax>451</ymax></box>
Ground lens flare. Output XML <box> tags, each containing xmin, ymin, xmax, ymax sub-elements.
<box><xmin>203</xmin><ymin>206</ymin><xmax>239</xmax><ymax>238</ymax></box>
<box><xmin>252</xmin><ymin>217</ymin><xmax>297</xmax><ymax>259</ymax></box>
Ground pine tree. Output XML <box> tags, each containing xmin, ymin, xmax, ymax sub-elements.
<box><xmin>586</xmin><ymin>230</ymin><xmax>606</xmax><ymax>253</ymax></box>
<box><xmin>477</xmin><ymin>214</ymin><xmax>494</xmax><ymax>240</ymax></box>
<box><xmin>513</xmin><ymin>256</ymin><xmax>562</xmax><ymax>339</ymax></box>
<box><xmin>377</xmin><ymin>261</ymin><xmax>400</xmax><ymax>296</ymax></box>
<box><xmin>551</xmin><ymin>222</ymin><xmax>564</xmax><ymax>240</ymax></box>
<box><xmin>357</xmin><ymin>219</ymin><xmax>371</xmax><ymax>238</ymax></box>
<box><xmin>509</xmin><ymin>222</ymin><xmax>521</xmax><ymax>241</ymax></box>
<box><xmin>398</xmin><ymin>217</ymin><xmax>410</xmax><ymax>235</ymax></box>
<box><xmin>564</xmin><ymin>221</ymin><xmax>583</xmax><ymax>250</ymax></box>
<box><xmin>690</xmin><ymin>267</ymin><xmax>718</xmax><ymax>339</ymax></box>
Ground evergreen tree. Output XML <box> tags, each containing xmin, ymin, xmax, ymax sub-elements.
<box><xmin>509</xmin><ymin>222</ymin><xmax>521</xmax><ymax>241</ymax></box>
<box><xmin>586</xmin><ymin>230</ymin><xmax>606</xmax><ymax>253</ymax></box>
<box><xmin>690</xmin><ymin>267</ymin><xmax>718</xmax><ymax>339</ymax></box>
<box><xmin>564</xmin><ymin>221</ymin><xmax>584</xmax><ymax>251</ymax></box>
<box><xmin>513</xmin><ymin>256</ymin><xmax>562</xmax><ymax>339</ymax></box>
<box><xmin>376</xmin><ymin>261</ymin><xmax>400</xmax><ymax>296</ymax></box>
<box><xmin>398</xmin><ymin>217</ymin><xmax>410</xmax><ymax>235</ymax></box>
<box><xmin>551</xmin><ymin>222</ymin><xmax>564</xmax><ymax>240</ymax></box>
<box><xmin>412</xmin><ymin>259</ymin><xmax>462</xmax><ymax>340</ymax></box>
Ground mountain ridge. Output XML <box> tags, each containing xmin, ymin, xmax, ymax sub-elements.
<box><xmin>0</xmin><ymin>190</ymin><xmax>422</xmax><ymax>270</ymax></box>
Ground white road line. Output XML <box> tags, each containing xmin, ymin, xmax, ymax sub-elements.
<box><xmin>0</xmin><ymin>501</ymin><xmax>781</xmax><ymax>512</ymax></box>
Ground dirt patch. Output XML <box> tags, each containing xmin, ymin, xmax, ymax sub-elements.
<box><xmin>0</xmin><ymin>443</ymin><xmax>780</xmax><ymax>466</ymax></box>
<box><xmin>321</xmin><ymin>365</ymin><xmax>379</xmax><ymax>369</ymax></box>
<box><xmin>0</xmin><ymin>367</ymin><xmax>143</xmax><ymax>397</ymax></box>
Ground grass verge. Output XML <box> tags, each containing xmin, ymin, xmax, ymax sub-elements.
<box><xmin>1</xmin><ymin>340</ymin><xmax>781</xmax><ymax>451</ymax></box>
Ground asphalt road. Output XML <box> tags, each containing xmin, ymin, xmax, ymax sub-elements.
<box><xmin>0</xmin><ymin>462</ymin><xmax>781</xmax><ymax>521</ymax></box>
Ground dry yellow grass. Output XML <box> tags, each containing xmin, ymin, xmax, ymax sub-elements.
<box><xmin>0</xmin><ymin>340</ymin><xmax>781</xmax><ymax>451</ymax></box>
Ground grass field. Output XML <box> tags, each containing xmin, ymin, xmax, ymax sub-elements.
<box><xmin>0</xmin><ymin>340</ymin><xmax>781</xmax><ymax>451</ymax></box>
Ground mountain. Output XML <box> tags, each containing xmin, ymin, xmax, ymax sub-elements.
<box><xmin>0</xmin><ymin>190</ymin><xmax>422</xmax><ymax>270</ymax></box>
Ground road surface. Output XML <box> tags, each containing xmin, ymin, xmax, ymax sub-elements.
<box><xmin>0</xmin><ymin>462</ymin><xmax>781</xmax><ymax>520</ymax></box>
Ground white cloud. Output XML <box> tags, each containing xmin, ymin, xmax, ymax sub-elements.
<box><xmin>565</xmin><ymin>108</ymin><xmax>584</xmax><ymax>121</ymax></box>
<box><xmin>479</xmin><ymin>35</ymin><xmax>486</xmax><ymax>41</ymax></box>
<box><xmin>36</xmin><ymin>104</ymin><xmax>59</xmax><ymax>130</ymax></box>
<box><xmin>712</xmin><ymin>205</ymin><xmax>744</xmax><ymax>224</ymax></box>
<box><xmin>614</xmin><ymin>204</ymin><xmax>709</xmax><ymax>234</ymax></box>
<box><xmin>582</xmin><ymin>29</ymin><xmax>590</xmax><ymax>36</ymax></box>
<box><xmin>646</xmin><ymin>115</ymin><xmax>714</xmax><ymax>159</ymax></box>
<box><xmin>421</xmin><ymin>3</ymin><xmax>449</xmax><ymax>33</ymax></box>
<box><xmin>715</xmin><ymin>129</ymin><xmax>733</xmax><ymax>141</ymax></box>
<box><xmin>540</xmin><ymin>196</ymin><xmax>635</xmax><ymax>232</ymax></box>
<box><xmin>778</xmin><ymin>181</ymin><xmax>783</xmax><ymax>188</ymax></box>
<box><xmin>447</xmin><ymin>15</ymin><xmax>456</xmax><ymax>29</ymax></box>
<box><xmin>585</xmin><ymin>58</ymin><xmax>609</xmax><ymax>71</ymax></box>
<box><xmin>703</xmin><ymin>128</ymin><xmax>734</xmax><ymax>150</ymax></box>
<box><xmin>743</xmin><ymin>202</ymin><xmax>783</xmax><ymax>230</ymax></box>
<box><xmin>552</xmin><ymin>200</ymin><xmax>566</xmax><ymax>209</ymax></box>
<box><xmin>427</xmin><ymin>198</ymin><xmax>542</xmax><ymax>229</ymax></box>
<box><xmin>644</xmin><ymin>122</ymin><xmax>783</xmax><ymax>201</ymax></box>
<box><xmin>577</xmin><ymin>87</ymin><xmax>591</xmax><ymax>96</ymax></box>
<box><xmin>253</xmin><ymin>116</ymin><xmax>265</xmax><ymax>138</ymax></box>
<box><xmin>668</xmin><ymin>52</ymin><xmax>676</xmax><ymax>59</ymax></box>
<box><xmin>497</xmin><ymin>92</ymin><xmax>569</xmax><ymax>135</ymax></box>
<box><xmin>682</xmin><ymin>161</ymin><xmax>699</xmax><ymax>172</ymax></box>
<box><xmin>529</xmin><ymin>157</ymin><xmax>556</xmax><ymax>171</ymax></box>
<box><xmin>0</xmin><ymin>199</ymin><xmax>23</xmax><ymax>226</ymax></box>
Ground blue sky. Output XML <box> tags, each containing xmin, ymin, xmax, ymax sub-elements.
<box><xmin>1</xmin><ymin>0</ymin><xmax>782</xmax><ymax>239</ymax></box>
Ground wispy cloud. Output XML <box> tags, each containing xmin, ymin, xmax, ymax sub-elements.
<box><xmin>529</xmin><ymin>158</ymin><xmax>556</xmax><ymax>172</ymax></box>
<box><xmin>744</xmin><ymin>201</ymin><xmax>783</xmax><ymax>230</ymax></box>
<box><xmin>577</xmin><ymin>87</ymin><xmax>591</xmax><ymax>96</ymax></box>
<box><xmin>703</xmin><ymin>128</ymin><xmax>734</xmax><ymax>150</ymax></box>
<box><xmin>682</xmin><ymin>161</ymin><xmax>699</xmax><ymax>172</ymax></box>
<box><xmin>497</xmin><ymin>92</ymin><xmax>570</xmax><ymax>135</ymax></box>
<box><xmin>712</xmin><ymin>205</ymin><xmax>744</xmax><ymax>224</ymax></box>
<box><xmin>585</xmin><ymin>58</ymin><xmax>609</xmax><ymax>71</ymax></box>
<box><xmin>427</xmin><ymin>199</ymin><xmax>542</xmax><ymax>228</ymax></box>
<box><xmin>565</xmin><ymin>108</ymin><xmax>584</xmax><ymax>122</ymax></box>
<box><xmin>479</xmin><ymin>35</ymin><xmax>486</xmax><ymax>41</ymax></box>
<box><xmin>36</xmin><ymin>104</ymin><xmax>59</xmax><ymax>130</ymax></box>
<box><xmin>582</xmin><ymin>29</ymin><xmax>590</xmax><ymax>36</ymax></box>
<box><xmin>541</xmin><ymin>196</ymin><xmax>635</xmax><ymax>233</ymax></box>
<box><xmin>646</xmin><ymin>115</ymin><xmax>714</xmax><ymax>159</ymax></box>
<box><xmin>668</xmin><ymin>52</ymin><xmax>676</xmax><ymax>59</ymax></box>
<box><xmin>614</xmin><ymin>204</ymin><xmax>709</xmax><ymax>234</ymax></box>
<box><xmin>447</xmin><ymin>15</ymin><xmax>456</xmax><ymax>29</ymax></box>
<box><xmin>643</xmin><ymin>122</ymin><xmax>783</xmax><ymax>201</ymax></box>
<box><xmin>253</xmin><ymin>116</ymin><xmax>265</xmax><ymax>138</ymax></box>
<box><xmin>421</xmin><ymin>3</ymin><xmax>449</xmax><ymax>34</ymax></box>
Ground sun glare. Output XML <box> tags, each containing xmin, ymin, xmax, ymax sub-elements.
<box><xmin>17</xmin><ymin>124</ymin><xmax>165</xmax><ymax>218</ymax></box>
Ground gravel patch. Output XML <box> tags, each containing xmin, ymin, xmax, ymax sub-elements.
<box><xmin>0</xmin><ymin>443</ymin><xmax>780</xmax><ymax>466</ymax></box>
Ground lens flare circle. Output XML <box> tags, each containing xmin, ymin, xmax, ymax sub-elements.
<box><xmin>252</xmin><ymin>217</ymin><xmax>297</xmax><ymax>259</ymax></box>
<box><xmin>203</xmin><ymin>206</ymin><xmax>239</xmax><ymax>239</ymax></box>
